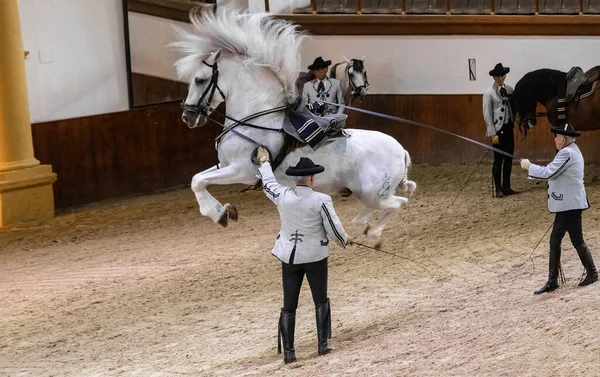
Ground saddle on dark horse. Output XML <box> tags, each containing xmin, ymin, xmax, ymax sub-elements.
<box><xmin>555</xmin><ymin>66</ymin><xmax>600</xmax><ymax>124</ymax></box>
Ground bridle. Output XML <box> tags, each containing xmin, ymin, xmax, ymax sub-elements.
<box><xmin>180</xmin><ymin>60</ymin><xmax>226</xmax><ymax>117</ymax></box>
<box><xmin>346</xmin><ymin>61</ymin><xmax>369</xmax><ymax>100</ymax></box>
<box><xmin>180</xmin><ymin>59</ymin><xmax>285</xmax><ymax>148</ymax></box>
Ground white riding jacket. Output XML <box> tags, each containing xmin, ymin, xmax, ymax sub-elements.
<box><xmin>302</xmin><ymin>78</ymin><xmax>345</xmax><ymax>115</ymax></box>
<box><xmin>257</xmin><ymin>163</ymin><xmax>348</xmax><ymax>264</ymax></box>
<box><xmin>483</xmin><ymin>84</ymin><xmax>514</xmax><ymax>137</ymax></box>
<box><xmin>527</xmin><ymin>143</ymin><xmax>590</xmax><ymax>213</ymax></box>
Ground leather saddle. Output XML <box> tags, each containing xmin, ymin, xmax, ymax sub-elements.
<box><xmin>566</xmin><ymin>66</ymin><xmax>600</xmax><ymax>102</ymax></box>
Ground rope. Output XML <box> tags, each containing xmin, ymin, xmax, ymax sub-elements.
<box><xmin>322</xmin><ymin>101</ymin><xmax>514</xmax><ymax>159</ymax></box>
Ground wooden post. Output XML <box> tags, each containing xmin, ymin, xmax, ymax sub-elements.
<box><xmin>311</xmin><ymin>0</ymin><xmax>316</xmax><ymax>14</ymax></box>
<box><xmin>402</xmin><ymin>0</ymin><xmax>406</xmax><ymax>15</ymax></box>
<box><xmin>358</xmin><ymin>0</ymin><xmax>362</xmax><ymax>14</ymax></box>
<box><xmin>535</xmin><ymin>0</ymin><xmax>539</xmax><ymax>15</ymax></box>
<box><xmin>446</xmin><ymin>0</ymin><xmax>450</xmax><ymax>15</ymax></box>
<box><xmin>579</xmin><ymin>0</ymin><xmax>583</xmax><ymax>15</ymax></box>
<box><xmin>264</xmin><ymin>0</ymin><xmax>269</xmax><ymax>12</ymax></box>
<box><xmin>491</xmin><ymin>0</ymin><xmax>495</xmax><ymax>15</ymax></box>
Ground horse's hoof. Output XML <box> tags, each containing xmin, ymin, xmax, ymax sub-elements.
<box><xmin>362</xmin><ymin>224</ymin><xmax>370</xmax><ymax>236</ymax></box>
<box><xmin>224</xmin><ymin>203</ymin><xmax>238</xmax><ymax>222</ymax></box>
<box><xmin>340</xmin><ymin>188</ymin><xmax>353</xmax><ymax>198</ymax></box>
<box><xmin>374</xmin><ymin>241</ymin><xmax>382</xmax><ymax>250</ymax></box>
<box><xmin>217</xmin><ymin>211</ymin><xmax>228</xmax><ymax>228</ymax></box>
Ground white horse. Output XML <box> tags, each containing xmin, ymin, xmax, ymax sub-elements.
<box><xmin>174</xmin><ymin>6</ymin><xmax>415</xmax><ymax>242</ymax></box>
<box><xmin>329</xmin><ymin>56</ymin><xmax>369</xmax><ymax>104</ymax></box>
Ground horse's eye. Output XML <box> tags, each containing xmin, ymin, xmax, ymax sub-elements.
<box><xmin>195</xmin><ymin>78</ymin><xmax>206</xmax><ymax>86</ymax></box>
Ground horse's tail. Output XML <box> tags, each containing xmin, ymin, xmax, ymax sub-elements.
<box><xmin>398</xmin><ymin>149</ymin><xmax>417</xmax><ymax>195</ymax></box>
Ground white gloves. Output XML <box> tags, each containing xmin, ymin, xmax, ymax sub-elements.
<box><xmin>256</xmin><ymin>146</ymin><xmax>270</xmax><ymax>165</ymax></box>
<box><xmin>520</xmin><ymin>158</ymin><xmax>532</xmax><ymax>171</ymax></box>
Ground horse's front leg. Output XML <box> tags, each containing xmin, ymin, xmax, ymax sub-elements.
<box><xmin>191</xmin><ymin>164</ymin><xmax>254</xmax><ymax>227</ymax></box>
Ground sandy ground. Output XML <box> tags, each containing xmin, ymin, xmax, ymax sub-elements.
<box><xmin>1</xmin><ymin>164</ymin><xmax>600</xmax><ymax>377</ymax></box>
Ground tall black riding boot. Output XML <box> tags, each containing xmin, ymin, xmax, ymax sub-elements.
<box><xmin>575</xmin><ymin>242</ymin><xmax>598</xmax><ymax>287</ymax></box>
<box><xmin>534</xmin><ymin>245</ymin><xmax>561</xmax><ymax>294</ymax></box>
<box><xmin>315</xmin><ymin>299</ymin><xmax>332</xmax><ymax>355</ymax></box>
<box><xmin>492</xmin><ymin>164</ymin><xmax>503</xmax><ymax>198</ymax></box>
<box><xmin>277</xmin><ymin>308</ymin><xmax>296</xmax><ymax>364</ymax></box>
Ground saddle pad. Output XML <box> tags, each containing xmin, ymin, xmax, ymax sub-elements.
<box><xmin>287</xmin><ymin>110</ymin><xmax>326</xmax><ymax>149</ymax></box>
<box><xmin>578</xmin><ymin>81</ymin><xmax>597</xmax><ymax>101</ymax></box>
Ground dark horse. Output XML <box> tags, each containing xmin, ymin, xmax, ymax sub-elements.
<box><xmin>512</xmin><ymin>66</ymin><xmax>600</xmax><ymax>137</ymax></box>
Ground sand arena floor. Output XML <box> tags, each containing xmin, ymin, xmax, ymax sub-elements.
<box><xmin>1</xmin><ymin>164</ymin><xmax>600</xmax><ymax>377</ymax></box>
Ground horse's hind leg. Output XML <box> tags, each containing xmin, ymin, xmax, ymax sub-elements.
<box><xmin>366</xmin><ymin>195</ymin><xmax>409</xmax><ymax>244</ymax></box>
<box><xmin>352</xmin><ymin>208</ymin><xmax>376</xmax><ymax>235</ymax></box>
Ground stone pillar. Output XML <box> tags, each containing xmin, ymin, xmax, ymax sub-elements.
<box><xmin>0</xmin><ymin>0</ymin><xmax>57</xmax><ymax>227</ymax></box>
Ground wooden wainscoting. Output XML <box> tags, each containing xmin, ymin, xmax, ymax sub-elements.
<box><xmin>131</xmin><ymin>73</ymin><xmax>188</xmax><ymax>107</ymax></box>
<box><xmin>345</xmin><ymin>94</ymin><xmax>600</xmax><ymax>165</ymax></box>
<box><xmin>32</xmin><ymin>102</ymin><xmax>222</xmax><ymax>208</ymax></box>
<box><xmin>31</xmin><ymin>95</ymin><xmax>600</xmax><ymax>208</ymax></box>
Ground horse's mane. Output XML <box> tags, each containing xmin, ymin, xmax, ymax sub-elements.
<box><xmin>352</xmin><ymin>59</ymin><xmax>364</xmax><ymax>73</ymax></box>
<box><xmin>330</xmin><ymin>59</ymin><xmax>365</xmax><ymax>79</ymax></box>
<box><xmin>172</xmin><ymin>6</ymin><xmax>307</xmax><ymax>104</ymax></box>
<box><xmin>513</xmin><ymin>68</ymin><xmax>566</xmax><ymax>115</ymax></box>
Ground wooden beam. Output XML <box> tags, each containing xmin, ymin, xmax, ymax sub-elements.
<box><xmin>276</xmin><ymin>14</ymin><xmax>600</xmax><ymax>35</ymax></box>
<box><xmin>126</xmin><ymin>0</ymin><xmax>600</xmax><ymax>36</ymax></box>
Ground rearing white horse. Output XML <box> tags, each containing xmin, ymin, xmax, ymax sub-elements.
<box><xmin>174</xmin><ymin>6</ymin><xmax>415</xmax><ymax>242</ymax></box>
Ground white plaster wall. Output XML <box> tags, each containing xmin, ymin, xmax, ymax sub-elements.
<box><xmin>129</xmin><ymin>11</ymin><xmax>600</xmax><ymax>94</ymax></box>
<box><xmin>18</xmin><ymin>0</ymin><xmax>129</xmax><ymax>123</ymax></box>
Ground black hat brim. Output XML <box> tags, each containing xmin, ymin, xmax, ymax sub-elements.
<box><xmin>489</xmin><ymin>67</ymin><xmax>510</xmax><ymax>76</ymax></box>
<box><xmin>308</xmin><ymin>61</ymin><xmax>332</xmax><ymax>70</ymax></box>
<box><xmin>551</xmin><ymin>128</ymin><xmax>581</xmax><ymax>137</ymax></box>
<box><xmin>285</xmin><ymin>165</ymin><xmax>325</xmax><ymax>176</ymax></box>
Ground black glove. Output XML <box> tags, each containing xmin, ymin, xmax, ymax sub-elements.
<box><xmin>306</xmin><ymin>101</ymin><xmax>325</xmax><ymax>114</ymax></box>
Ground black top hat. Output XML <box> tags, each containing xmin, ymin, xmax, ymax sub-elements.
<box><xmin>489</xmin><ymin>63</ymin><xmax>510</xmax><ymax>77</ymax></box>
<box><xmin>285</xmin><ymin>157</ymin><xmax>325</xmax><ymax>176</ymax></box>
<box><xmin>551</xmin><ymin>122</ymin><xmax>581</xmax><ymax>137</ymax></box>
<box><xmin>308</xmin><ymin>57</ymin><xmax>332</xmax><ymax>70</ymax></box>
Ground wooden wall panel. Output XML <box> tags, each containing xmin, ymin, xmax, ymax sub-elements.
<box><xmin>31</xmin><ymin>95</ymin><xmax>600</xmax><ymax>208</ymax></box>
<box><xmin>131</xmin><ymin>73</ymin><xmax>188</xmax><ymax>107</ymax></box>
<box><xmin>345</xmin><ymin>94</ymin><xmax>600</xmax><ymax>165</ymax></box>
<box><xmin>31</xmin><ymin>103</ymin><xmax>222</xmax><ymax>209</ymax></box>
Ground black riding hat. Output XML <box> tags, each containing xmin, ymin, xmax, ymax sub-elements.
<box><xmin>308</xmin><ymin>56</ymin><xmax>331</xmax><ymax>70</ymax></box>
<box><xmin>551</xmin><ymin>122</ymin><xmax>581</xmax><ymax>137</ymax></box>
<box><xmin>489</xmin><ymin>63</ymin><xmax>510</xmax><ymax>77</ymax></box>
<box><xmin>285</xmin><ymin>157</ymin><xmax>325</xmax><ymax>176</ymax></box>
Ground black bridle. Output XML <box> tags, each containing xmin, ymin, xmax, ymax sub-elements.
<box><xmin>180</xmin><ymin>59</ymin><xmax>285</xmax><ymax>148</ymax></box>
<box><xmin>180</xmin><ymin>60</ymin><xmax>226</xmax><ymax>117</ymax></box>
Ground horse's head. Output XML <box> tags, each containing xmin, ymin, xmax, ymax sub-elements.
<box><xmin>342</xmin><ymin>55</ymin><xmax>369</xmax><ymax>100</ymax></box>
<box><xmin>179</xmin><ymin>49</ymin><xmax>225</xmax><ymax>129</ymax></box>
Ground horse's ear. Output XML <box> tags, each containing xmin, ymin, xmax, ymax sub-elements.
<box><xmin>206</xmin><ymin>49</ymin><xmax>222</xmax><ymax>65</ymax></box>
<box><xmin>360</xmin><ymin>56</ymin><xmax>366</xmax><ymax>62</ymax></box>
<box><xmin>342</xmin><ymin>55</ymin><xmax>351</xmax><ymax>64</ymax></box>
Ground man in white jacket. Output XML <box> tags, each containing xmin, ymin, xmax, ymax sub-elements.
<box><xmin>521</xmin><ymin>123</ymin><xmax>598</xmax><ymax>294</ymax></box>
<box><xmin>483</xmin><ymin>63</ymin><xmax>516</xmax><ymax>198</ymax></box>
<box><xmin>255</xmin><ymin>146</ymin><xmax>351</xmax><ymax>364</ymax></box>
